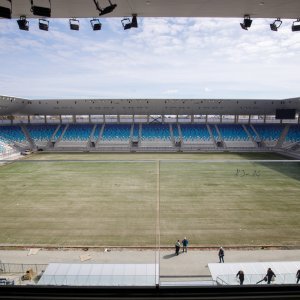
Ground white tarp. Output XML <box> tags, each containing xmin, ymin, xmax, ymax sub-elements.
<box><xmin>38</xmin><ymin>263</ymin><xmax>159</xmax><ymax>286</ymax></box>
<box><xmin>208</xmin><ymin>261</ymin><xmax>300</xmax><ymax>285</ymax></box>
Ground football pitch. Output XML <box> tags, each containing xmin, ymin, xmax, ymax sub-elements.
<box><xmin>0</xmin><ymin>152</ymin><xmax>299</xmax><ymax>248</ymax></box>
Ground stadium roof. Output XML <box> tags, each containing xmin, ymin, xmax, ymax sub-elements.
<box><xmin>7</xmin><ymin>0</ymin><xmax>300</xmax><ymax>19</ymax></box>
<box><xmin>0</xmin><ymin>96</ymin><xmax>299</xmax><ymax>115</ymax></box>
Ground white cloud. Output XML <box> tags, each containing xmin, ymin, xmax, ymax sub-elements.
<box><xmin>0</xmin><ymin>17</ymin><xmax>299</xmax><ymax>99</ymax></box>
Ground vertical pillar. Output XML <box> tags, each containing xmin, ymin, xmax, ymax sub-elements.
<box><xmin>89</xmin><ymin>115</ymin><xmax>91</xmax><ymax>123</ymax></box>
<box><xmin>220</xmin><ymin>115</ymin><xmax>222</xmax><ymax>124</ymax></box>
<box><xmin>117</xmin><ymin>115</ymin><xmax>120</xmax><ymax>123</ymax></box>
<box><xmin>248</xmin><ymin>114</ymin><xmax>251</xmax><ymax>124</ymax></box>
<box><xmin>103</xmin><ymin>114</ymin><xmax>105</xmax><ymax>123</ymax></box>
<box><xmin>44</xmin><ymin>115</ymin><xmax>47</xmax><ymax>124</ymax></box>
<box><xmin>28</xmin><ymin>115</ymin><xmax>30</xmax><ymax>124</ymax></box>
<box><xmin>205</xmin><ymin>114</ymin><xmax>208</xmax><ymax>124</ymax></box>
<box><xmin>72</xmin><ymin>115</ymin><xmax>76</xmax><ymax>123</ymax></box>
<box><xmin>176</xmin><ymin>114</ymin><xmax>178</xmax><ymax>123</ymax></box>
<box><xmin>59</xmin><ymin>115</ymin><xmax>62</xmax><ymax>124</ymax></box>
<box><xmin>147</xmin><ymin>115</ymin><xmax>150</xmax><ymax>124</ymax></box>
<box><xmin>191</xmin><ymin>115</ymin><xmax>194</xmax><ymax>123</ymax></box>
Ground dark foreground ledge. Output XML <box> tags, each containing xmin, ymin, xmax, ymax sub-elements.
<box><xmin>1</xmin><ymin>285</ymin><xmax>300</xmax><ymax>300</ymax></box>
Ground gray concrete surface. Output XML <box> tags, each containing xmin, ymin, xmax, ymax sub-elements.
<box><xmin>1</xmin><ymin>249</ymin><xmax>300</xmax><ymax>277</ymax></box>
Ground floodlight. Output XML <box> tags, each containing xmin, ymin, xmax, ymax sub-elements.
<box><xmin>292</xmin><ymin>19</ymin><xmax>300</xmax><ymax>32</ymax></box>
<box><xmin>17</xmin><ymin>16</ymin><xmax>29</xmax><ymax>31</ymax></box>
<box><xmin>240</xmin><ymin>15</ymin><xmax>252</xmax><ymax>30</ymax></box>
<box><xmin>270</xmin><ymin>18</ymin><xmax>282</xmax><ymax>31</ymax></box>
<box><xmin>90</xmin><ymin>18</ymin><xmax>102</xmax><ymax>31</ymax></box>
<box><xmin>31</xmin><ymin>0</ymin><xmax>51</xmax><ymax>17</ymax></box>
<box><xmin>0</xmin><ymin>0</ymin><xmax>12</xmax><ymax>19</ymax></box>
<box><xmin>69</xmin><ymin>18</ymin><xmax>79</xmax><ymax>31</ymax></box>
<box><xmin>121</xmin><ymin>17</ymin><xmax>131</xmax><ymax>30</ymax></box>
<box><xmin>131</xmin><ymin>14</ymin><xmax>138</xmax><ymax>28</ymax></box>
<box><xmin>121</xmin><ymin>15</ymin><xmax>138</xmax><ymax>30</ymax></box>
<box><xmin>93</xmin><ymin>0</ymin><xmax>117</xmax><ymax>16</ymax></box>
<box><xmin>39</xmin><ymin>18</ymin><xmax>49</xmax><ymax>31</ymax></box>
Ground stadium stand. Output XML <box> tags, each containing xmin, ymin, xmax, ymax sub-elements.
<box><xmin>56</xmin><ymin>124</ymin><xmax>93</xmax><ymax>148</ymax></box>
<box><xmin>253</xmin><ymin>124</ymin><xmax>283</xmax><ymax>147</ymax></box>
<box><xmin>218</xmin><ymin>124</ymin><xmax>255</xmax><ymax>148</ymax></box>
<box><xmin>26</xmin><ymin>124</ymin><xmax>58</xmax><ymax>148</ymax></box>
<box><xmin>140</xmin><ymin>123</ymin><xmax>172</xmax><ymax>148</ymax></box>
<box><xmin>0</xmin><ymin>123</ymin><xmax>299</xmax><ymax>154</ymax></box>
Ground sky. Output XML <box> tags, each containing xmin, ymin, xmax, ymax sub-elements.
<box><xmin>0</xmin><ymin>17</ymin><xmax>300</xmax><ymax>100</ymax></box>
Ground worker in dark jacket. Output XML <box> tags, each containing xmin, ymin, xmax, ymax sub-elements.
<box><xmin>236</xmin><ymin>270</ymin><xmax>244</xmax><ymax>285</ymax></box>
<box><xmin>218</xmin><ymin>247</ymin><xmax>224</xmax><ymax>263</ymax></box>
<box><xmin>182</xmin><ymin>237</ymin><xmax>189</xmax><ymax>253</ymax></box>
<box><xmin>175</xmin><ymin>240</ymin><xmax>180</xmax><ymax>256</ymax></box>
<box><xmin>266</xmin><ymin>268</ymin><xmax>276</xmax><ymax>284</ymax></box>
<box><xmin>296</xmin><ymin>269</ymin><xmax>300</xmax><ymax>284</ymax></box>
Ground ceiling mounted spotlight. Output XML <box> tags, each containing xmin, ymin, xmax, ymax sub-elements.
<box><xmin>121</xmin><ymin>14</ymin><xmax>138</xmax><ymax>30</ymax></box>
<box><xmin>69</xmin><ymin>18</ymin><xmax>79</xmax><ymax>31</ymax></box>
<box><xmin>240</xmin><ymin>15</ymin><xmax>252</xmax><ymax>30</ymax></box>
<box><xmin>31</xmin><ymin>0</ymin><xmax>51</xmax><ymax>17</ymax></box>
<box><xmin>121</xmin><ymin>17</ymin><xmax>131</xmax><ymax>30</ymax></box>
<box><xmin>0</xmin><ymin>0</ymin><xmax>12</xmax><ymax>19</ymax></box>
<box><xmin>93</xmin><ymin>0</ymin><xmax>117</xmax><ymax>16</ymax></box>
<box><xmin>17</xmin><ymin>16</ymin><xmax>29</xmax><ymax>31</ymax></box>
<box><xmin>270</xmin><ymin>18</ymin><xmax>282</xmax><ymax>31</ymax></box>
<box><xmin>39</xmin><ymin>18</ymin><xmax>49</xmax><ymax>31</ymax></box>
<box><xmin>131</xmin><ymin>14</ymin><xmax>138</xmax><ymax>28</ymax></box>
<box><xmin>292</xmin><ymin>19</ymin><xmax>300</xmax><ymax>32</ymax></box>
<box><xmin>90</xmin><ymin>18</ymin><xmax>102</xmax><ymax>31</ymax></box>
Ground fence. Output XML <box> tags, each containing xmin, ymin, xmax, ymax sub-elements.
<box><xmin>0</xmin><ymin>262</ymin><xmax>47</xmax><ymax>274</ymax></box>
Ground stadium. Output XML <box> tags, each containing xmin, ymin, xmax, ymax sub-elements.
<box><xmin>1</xmin><ymin>0</ymin><xmax>300</xmax><ymax>299</ymax></box>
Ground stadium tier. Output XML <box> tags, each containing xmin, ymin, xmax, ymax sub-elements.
<box><xmin>0</xmin><ymin>123</ymin><xmax>299</xmax><ymax>155</ymax></box>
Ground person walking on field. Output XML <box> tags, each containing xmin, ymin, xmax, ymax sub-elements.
<box><xmin>182</xmin><ymin>237</ymin><xmax>189</xmax><ymax>253</ymax></box>
<box><xmin>296</xmin><ymin>269</ymin><xmax>300</xmax><ymax>284</ymax></box>
<box><xmin>175</xmin><ymin>240</ymin><xmax>181</xmax><ymax>256</ymax></box>
<box><xmin>218</xmin><ymin>247</ymin><xmax>224</xmax><ymax>263</ymax></box>
<box><xmin>236</xmin><ymin>270</ymin><xmax>244</xmax><ymax>285</ymax></box>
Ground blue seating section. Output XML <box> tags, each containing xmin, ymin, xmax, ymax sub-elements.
<box><xmin>102</xmin><ymin>124</ymin><xmax>131</xmax><ymax>141</ymax></box>
<box><xmin>132</xmin><ymin>124</ymin><xmax>139</xmax><ymax>140</ymax></box>
<box><xmin>253</xmin><ymin>125</ymin><xmax>283</xmax><ymax>141</ymax></box>
<box><xmin>62</xmin><ymin>124</ymin><xmax>93</xmax><ymax>141</ymax></box>
<box><xmin>141</xmin><ymin>124</ymin><xmax>170</xmax><ymax>140</ymax></box>
<box><xmin>53</xmin><ymin>125</ymin><xmax>66</xmax><ymax>141</ymax></box>
<box><xmin>0</xmin><ymin>126</ymin><xmax>26</xmax><ymax>143</ymax></box>
<box><xmin>218</xmin><ymin>124</ymin><xmax>249</xmax><ymax>141</ymax></box>
<box><xmin>172</xmin><ymin>124</ymin><xmax>180</xmax><ymax>140</ymax></box>
<box><xmin>181</xmin><ymin>124</ymin><xmax>210</xmax><ymax>141</ymax></box>
<box><xmin>286</xmin><ymin>125</ymin><xmax>300</xmax><ymax>142</ymax></box>
<box><xmin>27</xmin><ymin>125</ymin><xmax>57</xmax><ymax>141</ymax></box>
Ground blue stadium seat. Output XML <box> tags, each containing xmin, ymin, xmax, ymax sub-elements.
<box><xmin>253</xmin><ymin>124</ymin><xmax>283</xmax><ymax>141</ymax></box>
<box><xmin>0</xmin><ymin>125</ymin><xmax>26</xmax><ymax>143</ymax></box>
<box><xmin>102</xmin><ymin>124</ymin><xmax>131</xmax><ymax>141</ymax></box>
<box><xmin>218</xmin><ymin>124</ymin><xmax>249</xmax><ymax>141</ymax></box>
<box><xmin>62</xmin><ymin>124</ymin><xmax>94</xmax><ymax>141</ymax></box>
<box><xmin>141</xmin><ymin>124</ymin><xmax>170</xmax><ymax>141</ymax></box>
<box><xmin>27</xmin><ymin>124</ymin><xmax>57</xmax><ymax>141</ymax></box>
<box><xmin>181</xmin><ymin>124</ymin><xmax>210</xmax><ymax>141</ymax></box>
<box><xmin>286</xmin><ymin>125</ymin><xmax>300</xmax><ymax>142</ymax></box>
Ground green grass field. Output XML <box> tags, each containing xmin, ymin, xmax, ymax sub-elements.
<box><xmin>0</xmin><ymin>152</ymin><xmax>299</xmax><ymax>247</ymax></box>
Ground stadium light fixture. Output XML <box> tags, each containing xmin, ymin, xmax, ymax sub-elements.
<box><xmin>0</xmin><ymin>0</ymin><xmax>12</xmax><ymax>19</ymax></box>
<box><xmin>69</xmin><ymin>18</ymin><xmax>79</xmax><ymax>31</ymax></box>
<box><xmin>93</xmin><ymin>0</ymin><xmax>117</xmax><ymax>16</ymax></box>
<box><xmin>270</xmin><ymin>18</ymin><xmax>282</xmax><ymax>31</ymax></box>
<box><xmin>121</xmin><ymin>17</ymin><xmax>131</xmax><ymax>30</ymax></box>
<box><xmin>240</xmin><ymin>15</ymin><xmax>252</xmax><ymax>30</ymax></box>
<box><xmin>17</xmin><ymin>16</ymin><xmax>29</xmax><ymax>31</ymax></box>
<box><xmin>39</xmin><ymin>18</ymin><xmax>49</xmax><ymax>31</ymax></box>
<box><xmin>131</xmin><ymin>14</ymin><xmax>138</xmax><ymax>28</ymax></box>
<box><xmin>121</xmin><ymin>14</ymin><xmax>138</xmax><ymax>30</ymax></box>
<box><xmin>90</xmin><ymin>18</ymin><xmax>102</xmax><ymax>31</ymax></box>
<box><xmin>31</xmin><ymin>0</ymin><xmax>51</xmax><ymax>18</ymax></box>
<box><xmin>292</xmin><ymin>19</ymin><xmax>300</xmax><ymax>32</ymax></box>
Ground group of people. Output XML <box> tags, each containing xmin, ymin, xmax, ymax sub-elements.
<box><xmin>174</xmin><ymin>237</ymin><xmax>189</xmax><ymax>255</ymax></box>
<box><xmin>174</xmin><ymin>242</ymin><xmax>300</xmax><ymax>285</ymax></box>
